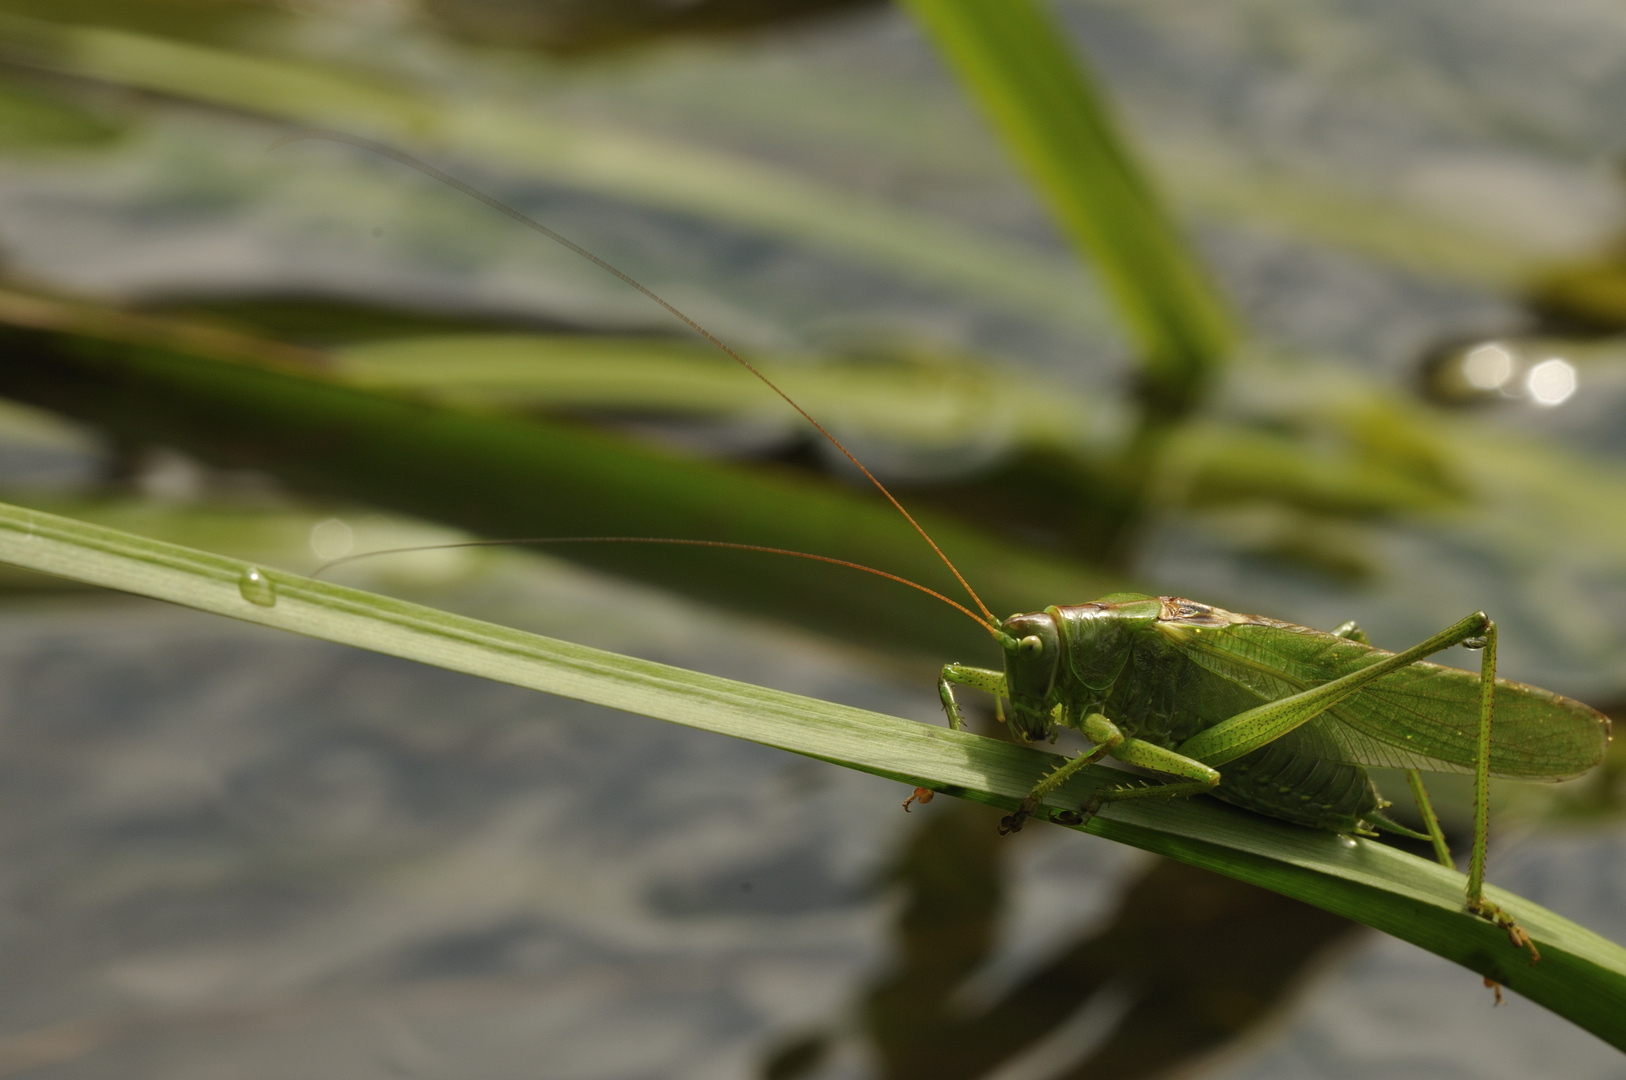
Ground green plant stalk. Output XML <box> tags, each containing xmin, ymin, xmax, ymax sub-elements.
<box><xmin>899</xmin><ymin>0</ymin><xmax>1234</xmax><ymax>415</ymax></box>
<box><xmin>899</xmin><ymin>0</ymin><xmax>1236</xmax><ymax>560</ymax></box>
<box><xmin>2</xmin><ymin>499</ymin><xmax>1624</xmax><ymax>1045</ymax></box>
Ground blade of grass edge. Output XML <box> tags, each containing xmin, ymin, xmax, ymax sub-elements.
<box><xmin>1</xmin><ymin>499</ymin><xmax>1624</xmax><ymax>1046</ymax></box>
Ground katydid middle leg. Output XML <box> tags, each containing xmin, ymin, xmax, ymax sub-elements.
<box><xmin>1002</xmin><ymin>712</ymin><xmax>1220</xmax><ymax>834</ymax></box>
<box><xmin>1405</xmin><ymin>769</ymin><xmax>1455</xmax><ymax>869</ymax></box>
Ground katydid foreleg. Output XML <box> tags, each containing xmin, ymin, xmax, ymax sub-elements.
<box><xmin>938</xmin><ymin>663</ymin><xmax>1004</xmax><ymax>731</ymax></box>
<box><xmin>1328</xmin><ymin>620</ymin><xmax>1370</xmax><ymax>644</ymax></box>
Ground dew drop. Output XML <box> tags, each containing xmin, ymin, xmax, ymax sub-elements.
<box><xmin>238</xmin><ymin>567</ymin><xmax>276</xmax><ymax>607</ymax></box>
<box><xmin>1341</xmin><ymin>836</ymin><xmax>1358</xmax><ymax>849</ymax></box>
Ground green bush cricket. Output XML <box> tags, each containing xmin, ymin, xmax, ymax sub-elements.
<box><xmin>292</xmin><ymin>131</ymin><xmax>1611</xmax><ymax>972</ymax></box>
<box><xmin>935</xmin><ymin>594</ymin><xmax>1609</xmax><ymax>970</ymax></box>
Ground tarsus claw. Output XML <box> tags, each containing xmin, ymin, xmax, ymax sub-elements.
<box><xmin>1469</xmin><ymin>898</ymin><xmax>1540</xmax><ymax>966</ymax></box>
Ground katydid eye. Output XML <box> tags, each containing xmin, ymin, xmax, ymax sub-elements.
<box><xmin>1019</xmin><ymin>635</ymin><xmax>1044</xmax><ymax>655</ymax></box>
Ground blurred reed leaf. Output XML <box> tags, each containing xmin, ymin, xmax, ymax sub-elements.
<box><xmin>1165</xmin><ymin>422</ymin><xmax>1465</xmax><ymax>517</ymax></box>
<box><xmin>899</xmin><ymin>0</ymin><xmax>1234</xmax><ymax>413</ymax></box>
<box><xmin>0</xmin><ymin>288</ymin><xmax>1551</xmax><ymax>594</ymax></box>
<box><xmin>1164</xmin><ymin>148</ymin><xmax>1534</xmax><ymax>289</ymax></box>
<box><xmin>0</xmin><ymin>287</ymin><xmax>1111</xmax><ymax>659</ymax></box>
<box><xmin>417</xmin><ymin>0</ymin><xmax>882</xmax><ymax>55</ymax></box>
<box><xmin>0</xmin><ymin>13</ymin><xmax>1107</xmax><ymax>335</ymax></box>
<box><xmin>334</xmin><ymin>334</ymin><xmax>1113</xmax><ymax>454</ymax></box>
<box><xmin>0</xmin><ymin>72</ymin><xmax>123</xmax><ymax>148</ymax></box>
<box><xmin>336</xmin><ymin>332</ymin><xmax>1477</xmax><ymax>528</ymax></box>
<box><xmin>0</xmin><ymin>0</ymin><xmax>267</xmax><ymax>44</ymax></box>
<box><xmin>1527</xmin><ymin>258</ymin><xmax>1626</xmax><ymax>333</ymax></box>
<box><xmin>1</xmin><ymin>497</ymin><xmax>1624</xmax><ymax>1047</ymax></box>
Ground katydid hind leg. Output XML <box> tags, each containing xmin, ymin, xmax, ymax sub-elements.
<box><xmin>1177</xmin><ymin>611</ymin><xmax>1495</xmax><ymax>769</ymax></box>
<box><xmin>1461</xmin><ymin>621</ymin><xmax>1540</xmax><ymax>964</ymax></box>
<box><xmin>1190</xmin><ymin>609</ymin><xmax>1537</xmax><ymax>961</ymax></box>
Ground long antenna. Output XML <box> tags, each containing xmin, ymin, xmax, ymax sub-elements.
<box><xmin>270</xmin><ymin>128</ymin><xmax>998</xmax><ymax>628</ymax></box>
<box><xmin>315</xmin><ymin>536</ymin><xmax>994</xmax><ymax>632</ymax></box>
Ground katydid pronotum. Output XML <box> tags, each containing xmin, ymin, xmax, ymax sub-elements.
<box><xmin>288</xmin><ymin>131</ymin><xmax>1611</xmax><ymax>975</ymax></box>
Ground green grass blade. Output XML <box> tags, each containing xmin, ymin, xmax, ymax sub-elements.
<box><xmin>2</xmin><ymin>498</ymin><xmax>1624</xmax><ymax>1045</ymax></box>
<box><xmin>900</xmin><ymin>0</ymin><xmax>1234</xmax><ymax>411</ymax></box>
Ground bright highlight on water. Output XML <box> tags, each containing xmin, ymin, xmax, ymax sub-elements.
<box><xmin>1463</xmin><ymin>343</ymin><xmax>1513</xmax><ymax>390</ymax></box>
<box><xmin>1460</xmin><ymin>342</ymin><xmax>1577</xmax><ymax>405</ymax></box>
<box><xmin>1527</xmin><ymin>358</ymin><xmax>1577</xmax><ymax>406</ymax></box>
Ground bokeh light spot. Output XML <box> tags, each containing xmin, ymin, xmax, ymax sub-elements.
<box><xmin>1462</xmin><ymin>343</ymin><xmax>1513</xmax><ymax>390</ymax></box>
<box><xmin>310</xmin><ymin>517</ymin><xmax>356</xmax><ymax>560</ymax></box>
<box><xmin>1526</xmin><ymin>358</ymin><xmax>1577</xmax><ymax>406</ymax></box>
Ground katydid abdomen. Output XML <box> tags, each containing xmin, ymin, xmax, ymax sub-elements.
<box><xmin>1208</xmin><ymin>743</ymin><xmax>1383</xmax><ymax>832</ymax></box>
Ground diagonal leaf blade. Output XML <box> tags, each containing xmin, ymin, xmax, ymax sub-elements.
<box><xmin>1</xmin><ymin>500</ymin><xmax>1624</xmax><ymax>1045</ymax></box>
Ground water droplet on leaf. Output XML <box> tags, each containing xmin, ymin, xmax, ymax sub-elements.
<box><xmin>238</xmin><ymin>567</ymin><xmax>276</xmax><ymax>607</ymax></box>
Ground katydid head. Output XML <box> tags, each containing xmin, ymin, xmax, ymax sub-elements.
<box><xmin>998</xmin><ymin>611</ymin><xmax>1062</xmax><ymax>741</ymax></box>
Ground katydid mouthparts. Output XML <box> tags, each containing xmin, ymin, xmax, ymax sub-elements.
<box><xmin>279</xmin><ymin>129</ymin><xmax>1611</xmax><ymax>969</ymax></box>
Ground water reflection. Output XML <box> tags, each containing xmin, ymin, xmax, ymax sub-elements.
<box><xmin>1463</xmin><ymin>343</ymin><xmax>1514</xmax><ymax>391</ymax></box>
<box><xmin>763</xmin><ymin>802</ymin><xmax>1360</xmax><ymax>1080</ymax></box>
<box><xmin>1525</xmin><ymin>358</ymin><xmax>1577</xmax><ymax>406</ymax></box>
